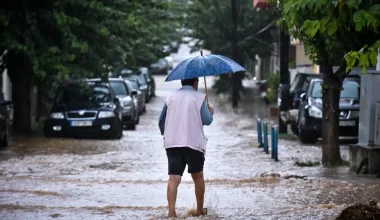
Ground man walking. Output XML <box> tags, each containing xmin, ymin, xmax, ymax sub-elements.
<box><xmin>158</xmin><ymin>77</ymin><xmax>214</xmax><ymax>218</ymax></box>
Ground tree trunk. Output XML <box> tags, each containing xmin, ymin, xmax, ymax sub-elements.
<box><xmin>279</xmin><ymin>29</ymin><xmax>290</xmax><ymax>133</ymax></box>
<box><xmin>6</xmin><ymin>51</ymin><xmax>33</xmax><ymax>134</ymax></box>
<box><xmin>321</xmin><ymin>63</ymin><xmax>342</xmax><ymax>165</ymax></box>
<box><xmin>36</xmin><ymin>86</ymin><xmax>47</xmax><ymax>122</ymax></box>
<box><xmin>231</xmin><ymin>0</ymin><xmax>239</xmax><ymax>108</ymax></box>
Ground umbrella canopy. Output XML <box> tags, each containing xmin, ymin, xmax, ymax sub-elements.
<box><xmin>165</xmin><ymin>54</ymin><xmax>246</xmax><ymax>82</ymax></box>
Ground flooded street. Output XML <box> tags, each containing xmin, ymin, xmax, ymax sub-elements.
<box><xmin>1</xmin><ymin>45</ymin><xmax>380</xmax><ymax>220</ymax></box>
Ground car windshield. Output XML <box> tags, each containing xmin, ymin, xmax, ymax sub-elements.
<box><xmin>123</xmin><ymin>77</ymin><xmax>140</xmax><ymax>87</ymax></box>
<box><xmin>290</xmin><ymin>74</ymin><xmax>320</xmax><ymax>92</ymax></box>
<box><xmin>138</xmin><ymin>74</ymin><xmax>147</xmax><ymax>84</ymax></box>
<box><xmin>139</xmin><ymin>67</ymin><xmax>148</xmax><ymax>75</ymax></box>
<box><xmin>56</xmin><ymin>84</ymin><xmax>112</xmax><ymax>104</ymax></box>
<box><xmin>341</xmin><ymin>80</ymin><xmax>360</xmax><ymax>98</ymax></box>
<box><xmin>129</xmin><ymin>81</ymin><xmax>139</xmax><ymax>90</ymax></box>
<box><xmin>311</xmin><ymin>80</ymin><xmax>360</xmax><ymax>99</ymax></box>
<box><xmin>109</xmin><ymin>81</ymin><xmax>129</xmax><ymax>96</ymax></box>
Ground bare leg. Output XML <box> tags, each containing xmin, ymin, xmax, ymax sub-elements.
<box><xmin>167</xmin><ymin>175</ymin><xmax>181</xmax><ymax>218</ymax></box>
<box><xmin>191</xmin><ymin>171</ymin><xmax>206</xmax><ymax>216</ymax></box>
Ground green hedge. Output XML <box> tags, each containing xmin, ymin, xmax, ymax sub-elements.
<box><xmin>266</xmin><ymin>73</ymin><xmax>280</xmax><ymax>104</ymax></box>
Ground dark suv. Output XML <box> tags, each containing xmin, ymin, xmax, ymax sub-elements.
<box><xmin>297</xmin><ymin>77</ymin><xmax>360</xmax><ymax>143</ymax></box>
<box><xmin>44</xmin><ymin>81</ymin><xmax>123</xmax><ymax>139</ymax></box>
<box><xmin>278</xmin><ymin>73</ymin><xmax>322</xmax><ymax>135</ymax></box>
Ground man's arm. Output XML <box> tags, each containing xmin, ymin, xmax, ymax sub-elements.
<box><xmin>200</xmin><ymin>99</ymin><xmax>213</xmax><ymax>125</ymax></box>
<box><xmin>158</xmin><ymin>104</ymin><xmax>167</xmax><ymax>135</ymax></box>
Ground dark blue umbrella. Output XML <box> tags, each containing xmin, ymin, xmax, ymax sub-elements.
<box><xmin>165</xmin><ymin>52</ymin><xmax>246</xmax><ymax>82</ymax></box>
<box><xmin>165</xmin><ymin>51</ymin><xmax>246</xmax><ymax>104</ymax></box>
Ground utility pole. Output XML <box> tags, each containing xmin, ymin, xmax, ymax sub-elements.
<box><xmin>279</xmin><ymin>29</ymin><xmax>290</xmax><ymax>133</ymax></box>
<box><xmin>231</xmin><ymin>0</ymin><xmax>239</xmax><ymax>108</ymax></box>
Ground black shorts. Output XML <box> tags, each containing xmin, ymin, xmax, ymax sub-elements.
<box><xmin>166</xmin><ymin>147</ymin><xmax>205</xmax><ymax>176</ymax></box>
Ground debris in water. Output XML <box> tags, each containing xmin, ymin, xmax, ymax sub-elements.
<box><xmin>335</xmin><ymin>204</ymin><xmax>380</xmax><ymax>220</ymax></box>
<box><xmin>49</xmin><ymin>213</ymin><xmax>62</xmax><ymax>218</ymax></box>
<box><xmin>294</xmin><ymin>160</ymin><xmax>321</xmax><ymax>167</ymax></box>
<box><xmin>283</xmin><ymin>174</ymin><xmax>308</xmax><ymax>180</ymax></box>
<box><xmin>260</xmin><ymin>172</ymin><xmax>281</xmax><ymax>178</ymax></box>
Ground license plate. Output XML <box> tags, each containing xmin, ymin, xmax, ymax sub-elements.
<box><xmin>339</xmin><ymin>121</ymin><xmax>355</xmax><ymax>126</ymax></box>
<box><xmin>71</xmin><ymin>121</ymin><xmax>93</xmax><ymax>127</ymax></box>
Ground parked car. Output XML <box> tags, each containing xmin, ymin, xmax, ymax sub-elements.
<box><xmin>297</xmin><ymin>77</ymin><xmax>360</xmax><ymax>143</ymax></box>
<box><xmin>165</xmin><ymin>56</ymin><xmax>174</xmax><ymax>70</ymax></box>
<box><xmin>278</xmin><ymin>73</ymin><xmax>322</xmax><ymax>135</ymax></box>
<box><xmin>0</xmin><ymin>93</ymin><xmax>11</xmax><ymax>147</ymax></box>
<box><xmin>121</xmin><ymin>76</ymin><xmax>145</xmax><ymax>104</ymax></box>
<box><xmin>87</xmin><ymin>78</ymin><xmax>138</xmax><ymax>130</ymax></box>
<box><xmin>120</xmin><ymin>74</ymin><xmax>149</xmax><ymax>104</ymax></box>
<box><xmin>150</xmin><ymin>58</ymin><xmax>169</xmax><ymax>75</ymax></box>
<box><xmin>138</xmin><ymin>67</ymin><xmax>156</xmax><ymax>99</ymax></box>
<box><xmin>170</xmin><ymin>41</ymin><xmax>180</xmax><ymax>53</ymax></box>
<box><xmin>44</xmin><ymin>81</ymin><xmax>123</xmax><ymax>139</ymax></box>
<box><xmin>124</xmin><ymin>79</ymin><xmax>146</xmax><ymax>115</ymax></box>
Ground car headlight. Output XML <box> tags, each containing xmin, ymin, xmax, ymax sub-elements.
<box><xmin>308</xmin><ymin>106</ymin><xmax>322</xmax><ymax>118</ymax></box>
<box><xmin>50</xmin><ymin>112</ymin><xmax>64</xmax><ymax>119</ymax></box>
<box><xmin>98</xmin><ymin>111</ymin><xmax>115</xmax><ymax>118</ymax></box>
<box><xmin>140</xmin><ymin>85</ymin><xmax>148</xmax><ymax>90</ymax></box>
<box><xmin>122</xmin><ymin>100</ymin><xmax>133</xmax><ymax>107</ymax></box>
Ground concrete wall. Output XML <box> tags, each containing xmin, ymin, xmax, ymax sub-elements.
<box><xmin>2</xmin><ymin>69</ymin><xmax>37</xmax><ymax>126</ymax></box>
<box><xmin>350</xmin><ymin>145</ymin><xmax>380</xmax><ymax>174</ymax></box>
<box><xmin>295</xmin><ymin>44</ymin><xmax>313</xmax><ymax>66</ymax></box>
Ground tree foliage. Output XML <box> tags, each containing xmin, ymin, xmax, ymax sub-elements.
<box><xmin>0</xmin><ymin>0</ymin><xmax>185</xmax><ymax>132</ymax></box>
<box><xmin>0</xmin><ymin>0</ymin><xmax>183</xmax><ymax>81</ymax></box>
<box><xmin>276</xmin><ymin>0</ymin><xmax>380</xmax><ymax>74</ymax></box>
<box><xmin>274</xmin><ymin>0</ymin><xmax>380</xmax><ymax>165</ymax></box>
<box><xmin>187</xmin><ymin>0</ymin><xmax>276</xmax><ymax>63</ymax></box>
<box><xmin>186</xmin><ymin>0</ymin><xmax>277</xmax><ymax>94</ymax></box>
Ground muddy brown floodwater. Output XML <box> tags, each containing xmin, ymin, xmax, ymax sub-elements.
<box><xmin>0</xmin><ymin>75</ymin><xmax>379</xmax><ymax>220</ymax></box>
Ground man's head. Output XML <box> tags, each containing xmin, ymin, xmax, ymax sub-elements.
<box><xmin>181</xmin><ymin>77</ymin><xmax>199</xmax><ymax>90</ymax></box>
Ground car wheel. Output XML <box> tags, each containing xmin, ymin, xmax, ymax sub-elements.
<box><xmin>114</xmin><ymin>129</ymin><xmax>123</xmax><ymax>139</ymax></box>
<box><xmin>44</xmin><ymin>130</ymin><xmax>54</xmax><ymax>138</ymax></box>
<box><xmin>127</xmin><ymin>122</ymin><xmax>136</xmax><ymax>130</ymax></box>
<box><xmin>112</xmin><ymin>124</ymin><xmax>123</xmax><ymax>139</ymax></box>
<box><xmin>136</xmin><ymin>114</ymin><xmax>140</xmax><ymax>124</ymax></box>
<box><xmin>291</xmin><ymin>124</ymin><xmax>299</xmax><ymax>136</ymax></box>
<box><xmin>298</xmin><ymin>117</ymin><xmax>318</xmax><ymax>144</ymax></box>
<box><xmin>0</xmin><ymin>132</ymin><xmax>7</xmax><ymax>148</ymax></box>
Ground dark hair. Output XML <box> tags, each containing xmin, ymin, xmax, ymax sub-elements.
<box><xmin>181</xmin><ymin>78</ymin><xmax>198</xmax><ymax>86</ymax></box>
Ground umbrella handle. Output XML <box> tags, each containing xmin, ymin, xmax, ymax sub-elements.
<box><xmin>200</xmin><ymin>50</ymin><xmax>209</xmax><ymax>105</ymax></box>
<box><xmin>204</xmin><ymin>76</ymin><xmax>209</xmax><ymax>105</ymax></box>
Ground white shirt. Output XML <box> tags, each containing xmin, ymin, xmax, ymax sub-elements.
<box><xmin>163</xmin><ymin>86</ymin><xmax>208</xmax><ymax>154</ymax></box>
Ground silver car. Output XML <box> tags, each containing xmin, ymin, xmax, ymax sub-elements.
<box><xmin>87</xmin><ymin>78</ymin><xmax>138</xmax><ymax>130</ymax></box>
<box><xmin>124</xmin><ymin>79</ymin><xmax>146</xmax><ymax>114</ymax></box>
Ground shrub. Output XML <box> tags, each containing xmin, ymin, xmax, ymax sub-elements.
<box><xmin>266</xmin><ymin>73</ymin><xmax>280</xmax><ymax>104</ymax></box>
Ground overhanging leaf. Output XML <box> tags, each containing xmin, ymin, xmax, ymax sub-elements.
<box><xmin>327</xmin><ymin>20</ymin><xmax>338</xmax><ymax>35</ymax></box>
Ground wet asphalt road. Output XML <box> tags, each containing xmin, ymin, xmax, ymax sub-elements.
<box><xmin>1</xmin><ymin>43</ymin><xmax>380</xmax><ymax>220</ymax></box>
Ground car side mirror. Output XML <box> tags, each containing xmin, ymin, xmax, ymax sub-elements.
<box><xmin>131</xmin><ymin>91</ymin><xmax>137</xmax><ymax>96</ymax></box>
<box><xmin>300</xmin><ymin>93</ymin><xmax>306</xmax><ymax>102</ymax></box>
